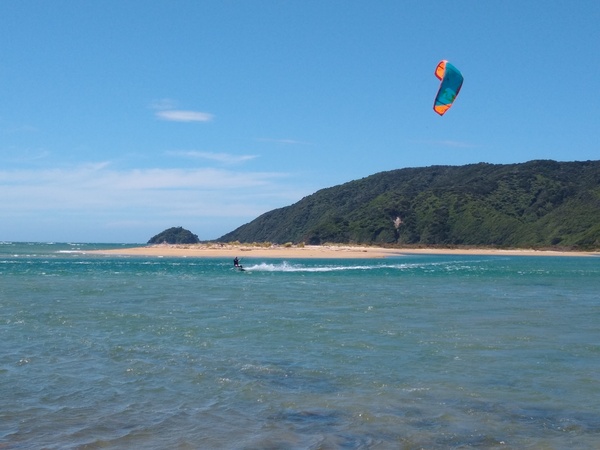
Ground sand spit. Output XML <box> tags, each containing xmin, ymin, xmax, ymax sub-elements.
<box><xmin>87</xmin><ymin>243</ymin><xmax>599</xmax><ymax>259</ymax></box>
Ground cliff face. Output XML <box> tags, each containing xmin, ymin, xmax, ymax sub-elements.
<box><xmin>217</xmin><ymin>160</ymin><xmax>600</xmax><ymax>250</ymax></box>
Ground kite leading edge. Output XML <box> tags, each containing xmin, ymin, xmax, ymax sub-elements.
<box><xmin>433</xmin><ymin>60</ymin><xmax>464</xmax><ymax>116</ymax></box>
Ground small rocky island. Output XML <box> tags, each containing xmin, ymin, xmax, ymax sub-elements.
<box><xmin>148</xmin><ymin>227</ymin><xmax>200</xmax><ymax>245</ymax></box>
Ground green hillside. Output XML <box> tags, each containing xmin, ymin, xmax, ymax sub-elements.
<box><xmin>217</xmin><ymin>160</ymin><xmax>600</xmax><ymax>250</ymax></box>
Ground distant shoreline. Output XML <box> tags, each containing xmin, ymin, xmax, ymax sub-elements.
<box><xmin>87</xmin><ymin>243</ymin><xmax>600</xmax><ymax>259</ymax></box>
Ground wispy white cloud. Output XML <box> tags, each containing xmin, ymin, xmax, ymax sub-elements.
<box><xmin>167</xmin><ymin>150</ymin><xmax>258</xmax><ymax>165</ymax></box>
<box><xmin>156</xmin><ymin>110</ymin><xmax>214</xmax><ymax>122</ymax></box>
<box><xmin>1</xmin><ymin>164</ymin><xmax>282</xmax><ymax>191</ymax></box>
<box><xmin>150</xmin><ymin>98</ymin><xmax>214</xmax><ymax>123</ymax></box>
<box><xmin>0</xmin><ymin>160</ymin><xmax>320</xmax><ymax>241</ymax></box>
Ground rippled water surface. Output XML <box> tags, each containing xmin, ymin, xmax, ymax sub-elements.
<box><xmin>1</xmin><ymin>243</ymin><xmax>599</xmax><ymax>449</ymax></box>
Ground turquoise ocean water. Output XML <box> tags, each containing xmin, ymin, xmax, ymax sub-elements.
<box><xmin>1</xmin><ymin>242</ymin><xmax>599</xmax><ymax>449</ymax></box>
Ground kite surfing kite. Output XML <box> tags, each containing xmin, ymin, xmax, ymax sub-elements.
<box><xmin>433</xmin><ymin>60</ymin><xmax>463</xmax><ymax>116</ymax></box>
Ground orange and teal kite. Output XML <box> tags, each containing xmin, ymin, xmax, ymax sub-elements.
<box><xmin>433</xmin><ymin>60</ymin><xmax>463</xmax><ymax>116</ymax></box>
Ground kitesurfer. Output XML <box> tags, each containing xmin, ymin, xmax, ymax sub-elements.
<box><xmin>233</xmin><ymin>257</ymin><xmax>239</xmax><ymax>267</ymax></box>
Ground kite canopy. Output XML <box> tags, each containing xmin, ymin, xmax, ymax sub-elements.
<box><xmin>433</xmin><ymin>60</ymin><xmax>463</xmax><ymax>116</ymax></box>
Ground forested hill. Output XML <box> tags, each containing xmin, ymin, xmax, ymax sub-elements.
<box><xmin>216</xmin><ymin>160</ymin><xmax>600</xmax><ymax>250</ymax></box>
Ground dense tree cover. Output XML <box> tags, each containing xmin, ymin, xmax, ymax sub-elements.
<box><xmin>148</xmin><ymin>227</ymin><xmax>199</xmax><ymax>244</ymax></box>
<box><xmin>217</xmin><ymin>160</ymin><xmax>600</xmax><ymax>250</ymax></box>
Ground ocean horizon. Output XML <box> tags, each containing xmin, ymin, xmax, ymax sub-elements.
<box><xmin>1</xmin><ymin>242</ymin><xmax>599</xmax><ymax>449</ymax></box>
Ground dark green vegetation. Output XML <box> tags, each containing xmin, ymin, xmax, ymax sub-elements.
<box><xmin>148</xmin><ymin>227</ymin><xmax>199</xmax><ymax>244</ymax></box>
<box><xmin>217</xmin><ymin>160</ymin><xmax>600</xmax><ymax>250</ymax></box>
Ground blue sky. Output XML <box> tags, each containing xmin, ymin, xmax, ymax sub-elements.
<box><xmin>1</xmin><ymin>1</ymin><xmax>599</xmax><ymax>243</ymax></box>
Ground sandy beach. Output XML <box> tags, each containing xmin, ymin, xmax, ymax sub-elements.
<box><xmin>88</xmin><ymin>243</ymin><xmax>600</xmax><ymax>259</ymax></box>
